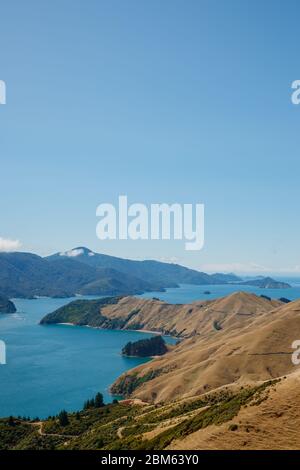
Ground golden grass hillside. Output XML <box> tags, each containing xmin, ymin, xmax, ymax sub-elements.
<box><xmin>101</xmin><ymin>291</ymin><xmax>281</xmax><ymax>337</ymax></box>
<box><xmin>111</xmin><ymin>293</ymin><xmax>300</xmax><ymax>403</ymax></box>
<box><xmin>169</xmin><ymin>369</ymin><xmax>300</xmax><ymax>450</ymax></box>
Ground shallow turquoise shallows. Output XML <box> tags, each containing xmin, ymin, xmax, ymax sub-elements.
<box><xmin>1</xmin><ymin>280</ymin><xmax>300</xmax><ymax>419</ymax></box>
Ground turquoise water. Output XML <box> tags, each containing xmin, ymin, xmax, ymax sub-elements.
<box><xmin>139</xmin><ymin>280</ymin><xmax>300</xmax><ymax>304</ymax></box>
<box><xmin>1</xmin><ymin>280</ymin><xmax>300</xmax><ymax>419</ymax></box>
<box><xmin>0</xmin><ymin>297</ymin><xmax>164</xmax><ymax>419</ymax></box>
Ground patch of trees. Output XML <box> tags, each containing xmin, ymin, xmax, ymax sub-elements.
<box><xmin>279</xmin><ymin>297</ymin><xmax>291</xmax><ymax>303</ymax></box>
<box><xmin>122</xmin><ymin>335</ymin><xmax>167</xmax><ymax>358</ymax></box>
<box><xmin>83</xmin><ymin>392</ymin><xmax>104</xmax><ymax>410</ymax></box>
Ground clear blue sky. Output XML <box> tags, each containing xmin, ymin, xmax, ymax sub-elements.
<box><xmin>1</xmin><ymin>0</ymin><xmax>300</xmax><ymax>274</ymax></box>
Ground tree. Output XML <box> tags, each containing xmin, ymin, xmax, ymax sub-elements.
<box><xmin>8</xmin><ymin>416</ymin><xmax>14</xmax><ymax>426</ymax></box>
<box><xmin>83</xmin><ymin>399</ymin><xmax>91</xmax><ymax>410</ymax></box>
<box><xmin>96</xmin><ymin>438</ymin><xmax>104</xmax><ymax>448</ymax></box>
<box><xmin>83</xmin><ymin>392</ymin><xmax>105</xmax><ymax>410</ymax></box>
<box><xmin>58</xmin><ymin>410</ymin><xmax>69</xmax><ymax>427</ymax></box>
<box><xmin>95</xmin><ymin>392</ymin><xmax>104</xmax><ymax>408</ymax></box>
<box><xmin>89</xmin><ymin>398</ymin><xmax>95</xmax><ymax>408</ymax></box>
<box><xmin>122</xmin><ymin>335</ymin><xmax>167</xmax><ymax>357</ymax></box>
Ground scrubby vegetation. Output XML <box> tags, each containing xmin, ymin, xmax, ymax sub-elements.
<box><xmin>111</xmin><ymin>369</ymin><xmax>164</xmax><ymax>396</ymax></box>
<box><xmin>0</xmin><ymin>379</ymin><xmax>280</xmax><ymax>450</ymax></box>
<box><xmin>0</xmin><ymin>417</ymin><xmax>36</xmax><ymax>450</ymax></box>
<box><xmin>125</xmin><ymin>379</ymin><xmax>280</xmax><ymax>450</ymax></box>
<box><xmin>213</xmin><ymin>320</ymin><xmax>222</xmax><ymax>331</ymax></box>
<box><xmin>40</xmin><ymin>297</ymin><xmax>121</xmax><ymax>326</ymax></box>
<box><xmin>40</xmin><ymin>299</ymin><xmax>145</xmax><ymax>331</ymax></box>
<box><xmin>279</xmin><ymin>297</ymin><xmax>291</xmax><ymax>303</ymax></box>
<box><xmin>260</xmin><ymin>294</ymin><xmax>271</xmax><ymax>301</ymax></box>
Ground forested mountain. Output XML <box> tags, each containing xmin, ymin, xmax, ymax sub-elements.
<box><xmin>0</xmin><ymin>247</ymin><xmax>290</xmax><ymax>299</ymax></box>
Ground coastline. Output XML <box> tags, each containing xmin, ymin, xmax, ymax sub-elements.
<box><xmin>56</xmin><ymin>322</ymin><xmax>170</xmax><ymax>337</ymax></box>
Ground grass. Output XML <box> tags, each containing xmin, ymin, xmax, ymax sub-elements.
<box><xmin>1</xmin><ymin>379</ymin><xmax>280</xmax><ymax>450</ymax></box>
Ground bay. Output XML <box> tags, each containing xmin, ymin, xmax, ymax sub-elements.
<box><xmin>0</xmin><ymin>297</ymin><xmax>158</xmax><ymax>418</ymax></box>
<box><xmin>1</xmin><ymin>279</ymin><xmax>299</xmax><ymax>419</ymax></box>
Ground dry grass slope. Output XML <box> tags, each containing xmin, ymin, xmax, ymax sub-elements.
<box><xmin>112</xmin><ymin>293</ymin><xmax>300</xmax><ymax>403</ymax></box>
<box><xmin>169</xmin><ymin>370</ymin><xmax>300</xmax><ymax>450</ymax></box>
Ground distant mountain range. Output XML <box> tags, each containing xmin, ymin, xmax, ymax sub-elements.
<box><xmin>0</xmin><ymin>246</ymin><xmax>291</xmax><ymax>299</ymax></box>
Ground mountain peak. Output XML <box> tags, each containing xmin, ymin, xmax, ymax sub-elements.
<box><xmin>59</xmin><ymin>247</ymin><xmax>95</xmax><ymax>258</ymax></box>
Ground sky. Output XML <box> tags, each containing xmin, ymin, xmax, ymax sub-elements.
<box><xmin>1</xmin><ymin>0</ymin><xmax>300</xmax><ymax>275</ymax></box>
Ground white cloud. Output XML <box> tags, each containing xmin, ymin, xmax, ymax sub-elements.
<box><xmin>0</xmin><ymin>237</ymin><xmax>22</xmax><ymax>252</ymax></box>
<box><xmin>60</xmin><ymin>248</ymin><xmax>84</xmax><ymax>258</ymax></box>
<box><xmin>157</xmin><ymin>256</ymin><xmax>179</xmax><ymax>264</ymax></box>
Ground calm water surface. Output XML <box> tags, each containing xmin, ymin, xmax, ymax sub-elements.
<box><xmin>1</xmin><ymin>279</ymin><xmax>299</xmax><ymax>418</ymax></box>
<box><xmin>0</xmin><ymin>297</ymin><xmax>161</xmax><ymax>418</ymax></box>
<box><xmin>139</xmin><ymin>280</ymin><xmax>300</xmax><ymax>304</ymax></box>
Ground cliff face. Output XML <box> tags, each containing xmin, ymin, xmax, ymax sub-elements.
<box><xmin>0</xmin><ymin>295</ymin><xmax>16</xmax><ymax>314</ymax></box>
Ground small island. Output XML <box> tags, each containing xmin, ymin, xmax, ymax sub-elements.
<box><xmin>122</xmin><ymin>336</ymin><xmax>168</xmax><ymax>358</ymax></box>
<box><xmin>0</xmin><ymin>295</ymin><xmax>16</xmax><ymax>314</ymax></box>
